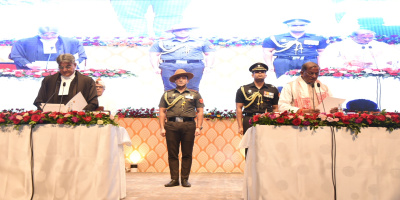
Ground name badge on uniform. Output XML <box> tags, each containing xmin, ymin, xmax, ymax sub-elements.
<box><xmin>304</xmin><ymin>40</ymin><xmax>319</xmax><ymax>45</ymax></box>
<box><xmin>264</xmin><ymin>91</ymin><xmax>274</xmax><ymax>98</ymax></box>
<box><xmin>185</xmin><ymin>95</ymin><xmax>193</xmax><ymax>99</ymax></box>
<box><xmin>280</xmin><ymin>39</ymin><xmax>287</xmax><ymax>43</ymax></box>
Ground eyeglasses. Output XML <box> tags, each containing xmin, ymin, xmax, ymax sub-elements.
<box><xmin>58</xmin><ymin>66</ymin><xmax>73</xmax><ymax>70</ymax></box>
<box><xmin>96</xmin><ymin>86</ymin><xmax>104</xmax><ymax>89</ymax></box>
<box><xmin>253</xmin><ymin>70</ymin><xmax>267</xmax><ymax>73</ymax></box>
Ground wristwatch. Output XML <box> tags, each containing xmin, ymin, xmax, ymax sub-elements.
<box><xmin>197</xmin><ymin>126</ymin><xmax>203</xmax><ymax>130</ymax></box>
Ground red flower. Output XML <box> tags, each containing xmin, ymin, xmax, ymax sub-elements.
<box><xmin>367</xmin><ymin>119</ymin><xmax>373</xmax><ymax>124</ymax></box>
<box><xmin>83</xmin><ymin>116</ymin><xmax>92</xmax><ymax>122</ymax></box>
<box><xmin>23</xmin><ymin>116</ymin><xmax>30</xmax><ymax>122</ymax></box>
<box><xmin>360</xmin><ymin>113</ymin><xmax>369</xmax><ymax>119</ymax></box>
<box><xmin>57</xmin><ymin>118</ymin><xmax>65</xmax><ymax>124</ymax></box>
<box><xmin>31</xmin><ymin>114</ymin><xmax>42</xmax><ymax>122</ymax></box>
<box><xmin>276</xmin><ymin>118</ymin><xmax>285</xmax><ymax>123</ymax></box>
<box><xmin>288</xmin><ymin>70</ymin><xmax>298</xmax><ymax>75</ymax></box>
<box><xmin>42</xmin><ymin>72</ymin><xmax>50</xmax><ymax>77</ymax></box>
<box><xmin>333</xmin><ymin>72</ymin><xmax>343</xmax><ymax>77</ymax></box>
<box><xmin>0</xmin><ymin>118</ymin><xmax>5</xmax><ymax>123</ymax></box>
<box><xmin>367</xmin><ymin>115</ymin><xmax>376</xmax><ymax>121</ymax></box>
<box><xmin>334</xmin><ymin>112</ymin><xmax>344</xmax><ymax>118</ymax></box>
<box><xmin>15</xmin><ymin>71</ymin><xmax>24</xmax><ymax>77</ymax></box>
<box><xmin>78</xmin><ymin>111</ymin><xmax>86</xmax><ymax>116</ymax></box>
<box><xmin>107</xmin><ymin>72</ymin><xmax>115</xmax><ymax>76</ymax></box>
<box><xmin>13</xmin><ymin>119</ymin><xmax>21</xmax><ymax>124</ymax></box>
<box><xmin>95</xmin><ymin>113</ymin><xmax>103</xmax><ymax>118</ymax></box>
<box><xmin>34</xmin><ymin>74</ymin><xmax>41</xmax><ymax>78</ymax></box>
<box><xmin>292</xmin><ymin>118</ymin><xmax>301</xmax><ymax>126</ymax></box>
<box><xmin>253</xmin><ymin>115</ymin><xmax>260</xmax><ymax>123</ymax></box>
<box><xmin>376</xmin><ymin>115</ymin><xmax>386</xmax><ymax>121</ymax></box>
<box><xmin>355</xmin><ymin>117</ymin><xmax>363</xmax><ymax>123</ymax></box>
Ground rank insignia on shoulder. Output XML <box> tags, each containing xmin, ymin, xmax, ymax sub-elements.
<box><xmin>188</xmin><ymin>89</ymin><xmax>198</xmax><ymax>93</ymax></box>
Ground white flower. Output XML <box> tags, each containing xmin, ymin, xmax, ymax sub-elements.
<box><xmin>327</xmin><ymin>117</ymin><xmax>334</xmax><ymax>122</ymax></box>
<box><xmin>23</xmin><ymin>113</ymin><xmax>29</xmax><ymax>117</ymax></box>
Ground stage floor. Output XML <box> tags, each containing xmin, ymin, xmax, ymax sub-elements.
<box><xmin>125</xmin><ymin>172</ymin><xmax>244</xmax><ymax>200</ymax></box>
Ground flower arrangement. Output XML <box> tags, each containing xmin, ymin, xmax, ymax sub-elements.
<box><xmin>286</xmin><ymin>67</ymin><xmax>400</xmax><ymax>79</ymax></box>
<box><xmin>116</xmin><ymin>107</ymin><xmax>158</xmax><ymax>118</ymax></box>
<box><xmin>204</xmin><ymin>108</ymin><xmax>236</xmax><ymax>120</ymax></box>
<box><xmin>0</xmin><ymin>109</ymin><xmax>118</xmax><ymax>130</ymax></box>
<box><xmin>1</xmin><ymin>35</ymin><xmax>397</xmax><ymax>48</ymax></box>
<box><xmin>115</xmin><ymin>107</ymin><xmax>237</xmax><ymax>120</ymax></box>
<box><xmin>0</xmin><ymin>68</ymin><xmax>136</xmax><ymax>79</ymax></box>
<box><xmin>251</xmin><ymin>110</ymin><xmax>400</xmax><ymax>135</ymax></box>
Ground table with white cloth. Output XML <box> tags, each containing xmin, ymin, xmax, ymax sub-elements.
<box><xmin>0</xmin><ymin>124</ymin><xmax>132</xmax><ymax>200</ymax></box>
<box><xmin>239</xmin><ymin>125</ymin><xmax>400</xmax><ymax>200</ymax></box>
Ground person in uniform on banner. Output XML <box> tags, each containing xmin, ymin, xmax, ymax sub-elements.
<box><xmin>262</xmin><ymin>19</ymin><xmax>328</xmax><ymax>79</ymax></box>
<box><xmin>149</xmin><ymin>23</ymin><xmax>215</xmax><ymax>91</ymax></box>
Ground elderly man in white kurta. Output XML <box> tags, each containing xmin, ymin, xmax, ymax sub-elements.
<box><xmin>279</xmin><ymin>62</ymin><xmax>337</xmax><ymax>114</ymax></box>
<box><xmin>321</xmin><ymin>29</ymin><xmax>398</xmax><ymax>69</ymax></box>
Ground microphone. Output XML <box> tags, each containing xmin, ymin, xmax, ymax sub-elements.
<box><xmin>311</xmin><ymin>83</ymin><xmax>315</xmax><ymax>111</ymax></box>
<box><xmin>317</xmin><ymin>83</ymin><xmax>326</xmax><ymax>113</ymax></box>
<box><xmin>41</xmin><ymin>80</ymin><xmax>61</xmax><ymax>111</ymax></box>
<box><xmin>58</xmin><ymin>82</ymin><xmax>66</xmax><ymax>112</ymax></box>
<box><xmin>45</xmin><ymin>47</ymin><xmax>54</xmax><ymax>70</ymax></box>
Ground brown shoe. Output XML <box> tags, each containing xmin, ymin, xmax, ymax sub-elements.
<box><xmin>164</xmin><ymin>179</ymin><xmax>180</xmax><ymax>187</ymax></box>
<box><xmin>181</xmin><ymin>179</ymin><xmax>191</xmax><ymax>187</ymax></box>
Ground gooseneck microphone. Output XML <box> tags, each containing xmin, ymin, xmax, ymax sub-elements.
<box><xmin>41</xmin><ymin>80</ymin><xmax>60</xmax><ymax>111</ymax></box>
<box><xmin>317</xmin><ymin>83</ymin><xmax>326</xmax><ymax>113</ymax></box>
<box><xmin>58</xmin><ymin>82</ymin><xmax>66</xmax><ymax>112</ymax></box>
<box><xmin>311</xmin><ymin>84</ymin><xmax>315</xmax><ymax>111</ymax></box>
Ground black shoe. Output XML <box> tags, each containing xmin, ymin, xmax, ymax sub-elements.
<box><xmin>181</xmin><ymin>179</ymin><xmax>191</xmax><ymax>187</ymax></box>
<box><xmin>164</xmin><ymin>179</ymin><xmax>179</xmax><ymax>187</ymax></box>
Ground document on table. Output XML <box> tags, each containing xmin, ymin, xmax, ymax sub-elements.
<box><xmin>41</xmin><ymin>92</ymin><xmax>88</xmax><ymax>112</ymax></box>
<box><xmin>316</xmin><ymin>97</ymin><xmax>346</xmax><ymax>112</ymax></box>
<box><xmin>66</xmin><ymin>92</ymin><xmax>87</xmax><ymax>111</ymax></box>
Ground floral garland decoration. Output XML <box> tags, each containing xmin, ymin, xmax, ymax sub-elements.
<box><xmin>0</xmin><ymin>109</ymin><xmax>118</xmax><ymax>130</ymax></box>
<box><xmin>251</xmin><ymin>110</ymin><xmax>400</xmax><ymax>135</ymax></box>
<box><xmin>116</xmin><ymin>107</ymin><xmax>237</xmax><ymax>120</ymax></box>
<box><xmin>286</xmin><ymin>67</ymin><xmax>400</xmax><ymax>79</ymax></box>
<box><xmin>204</xmin><ymin>108</ymin><xmax>236</xmax><ymax>120</ymax></box>
<box><xmin>116</xmin><ymin>107</ymin><xmax>158</xmax><ymax>118</ymax></box>
<box><xmin>0</xmin><ymin>68</ymin><xmax>136</xmax><ymax>79</ymax></box>
<box><xmin>1</xmin><ymin>35</ymin><xmax>399</xmax><ymax>47</ymax></box>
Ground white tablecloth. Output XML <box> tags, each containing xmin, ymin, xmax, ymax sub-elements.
<box><xmin>0</xmin><ymin>124</ymin><xmax>131</xmax><ymax>200</ymax></box>
<box><xmin>239</xmin><ymin>125</ymin><xmax>400</xmax><ymax>200</ymax></box>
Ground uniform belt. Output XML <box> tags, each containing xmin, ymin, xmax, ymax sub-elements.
<box><xmin>276</xmin><ymin>56</ymin><xmax>317</xmax><ymax>60</ymax></box>
<box><xmin>168</xmin><ymin>117</ymin><xmax>195</xmax><ymax>122</ymax></box>
<box><xmin>244</xmin><ymin>112</ymin><xmax>263</xmax><ymax>116</ymax></box>
<box><xmin>162</xmin><ymin>60</ymin><xmax>202</xmax><ymax>64</ymax></box>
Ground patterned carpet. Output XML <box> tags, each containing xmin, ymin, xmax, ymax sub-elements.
<box><xmin>124</xmin><ymin>172</ymin><xmax>244</xmax><ymax>200</ymax></box>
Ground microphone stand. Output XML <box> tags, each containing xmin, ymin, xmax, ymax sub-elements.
<box><xmin>317</xmin><ymin>82</ymin><xmax>337</xmax><ymax>200</ymax></box>
<box><xmin>368</xmin><ymin>46</ymin><xmax>382</xmax><ymax>110</ymax></box>
<box><xmin>59</xmin><ymin>82</ymin><xmax>66</xmax><ymax>112</ymax></box>
<box><xmin>41</xmin><ymin>80</ymin><xmax>60</xmax><ymax>111</ymax></box>
<box><xmin>316</xmin><ymin>83</ymin><xmax>326</xmax><ymax>113</ymax></box>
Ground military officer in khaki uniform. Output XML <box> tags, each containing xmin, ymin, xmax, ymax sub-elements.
<box><xmin>158</xmin><ymin>69</ymin><xmax>204</xmax><ymax>187</ymax></box>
